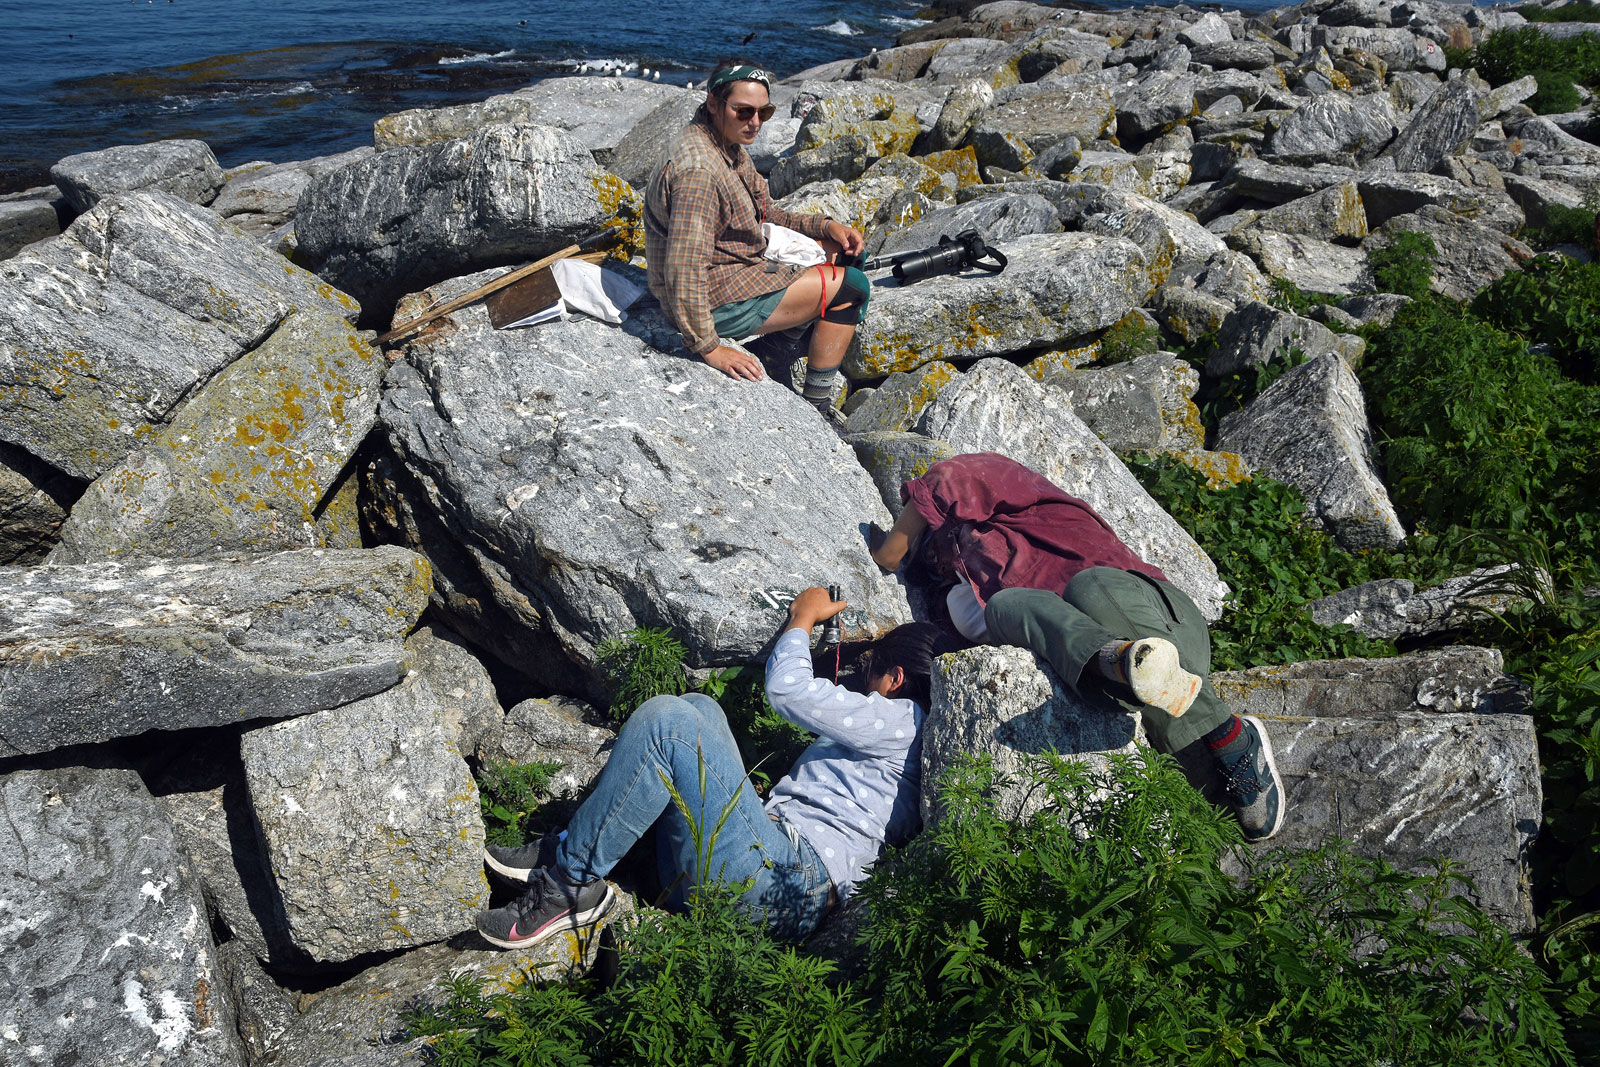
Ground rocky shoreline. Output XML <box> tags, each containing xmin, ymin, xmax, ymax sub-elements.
<box><xmin>2</xmin><ymin>0</ymin><xmax>1593</xmax><ymax>1063</ymax></box>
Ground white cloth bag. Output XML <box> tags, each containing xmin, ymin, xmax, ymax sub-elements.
<box><xmin>550</xmin><ymin>257</ymin><xmax>646</xmax><ymax>324</ymax></box>
<box><xmin>761</xmin><ymin>222</ymin><xmax>828</xmax><ymax>267</ymax></box>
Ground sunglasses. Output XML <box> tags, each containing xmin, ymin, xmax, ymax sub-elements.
<box><xmin>724</xmin><ymin>102</ymin><xmax>777</xmax><ymax>122</ymax></box>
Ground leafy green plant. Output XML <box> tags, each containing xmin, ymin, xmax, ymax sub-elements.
<box><xmin>478</xmin><ymin>759</ymin><xmax>565</xmax><ymax>848</ymax></box>
<box><xmin>1095</xmin><ymin>314</ymin><xmax>1162</xmax><ymax>365</ymax></box>
<box><xmin>1268</xmin><ymin>276</ymin><xmax>1314</xmax><ymax>316</ymax></box>
<box><xmin>405</xmin><ymin>867</ymin><xmax>874</xmax><ymax>1067</ymax></box>
<box><xmin>1463</xmin><ymin>27</ymin><xmax>1600</xmax><ymax>113</ymax></box>
<box><xmin>1470</xmin><ymin>254</ymin><xmax>1600</xmax><ymax>384</ymax></box>
<box><xmin>1368</xmin><ymin>228</ymin><xmax>1436</xmax><ymax>300</ymax></box>
<box><xmin>1128</xmin><ymin>456</ymin><xmax>1452</xmax><ymax>669</ymax></box>
<box><xmin>595</xmin><ymin>626</ymin><xmax>690</xmax><ymax>720</ymax></box>
<box><xmin>1361</xmin><ymin>295</ymin><xmax>1600</xmax><ymax>560</ymax></box>
<box><xmin>858</xmin><ymin>752</ymin><xmax>1574</xmax><ymax>1066</ymax></box>
<box><xmin>1531</xmin><ymin>70</ymin><xmax>1585</xmax><ymax>114</ymax></box>
<box><xmin>1523</xmin><ymin>1</ymin><xmax>1600</xmax><ymax>24</ymax></box>
<box><xmin>1522</xmin><ymin>201</ymin><xmax>1599</xmax><ymax>252</ymax></box>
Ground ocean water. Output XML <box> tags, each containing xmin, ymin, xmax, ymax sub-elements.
<box><xmin>0</xmin><ymin>0</ymin><xmax>1275</xmax><ymax>193</ymax></box>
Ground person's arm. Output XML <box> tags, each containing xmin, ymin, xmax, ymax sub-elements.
<box><xmin>871</xmin><ymin>506</ymin><xmax>928</xmax><ymax>573</ymax></box>
<box><xmin>764</xmin><ymin>589</ymin><xmax>921</xmax><ymax>758</ymax></box>
<box><xmin>658</xmin><ymin>166</ymin><xmax>762</xmax><ymax>379</ymax></box>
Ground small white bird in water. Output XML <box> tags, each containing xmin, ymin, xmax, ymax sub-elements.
<box><xmin>612</xmin><ymin>68</ymin><xmax>622</xmax><ymax>77</ymax></box>
<box><xmin>652</xmin><ymin>70</ymin><xmax>660</xmax><ymax>80</ymax></box>
<box><xmin>641</xmin><ymin>67</ymin><xmax>651</xmax><ymax>78</ymax></box>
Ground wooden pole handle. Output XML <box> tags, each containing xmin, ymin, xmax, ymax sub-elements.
<box><xmin>375</xmin><ymin>227</ymin><xmax>622</xmax><ymax>345</ymax></box>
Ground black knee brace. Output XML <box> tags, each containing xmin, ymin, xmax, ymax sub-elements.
<box><xmin>822</xmin><ymin>266</ymin><xmax>871</xmax><ymax>325</ymax></box>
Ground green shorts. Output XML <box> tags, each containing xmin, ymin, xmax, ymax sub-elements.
<box><xmin>711</xmin><ymin>289</ymin><xmax>785</xmax><ymax>339</ymax></box>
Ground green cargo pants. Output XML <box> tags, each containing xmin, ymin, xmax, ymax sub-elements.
<box><xmin>983</xmin><ymin>567</ymin><xmax>1233</xmax><ymax>754</ymax></box>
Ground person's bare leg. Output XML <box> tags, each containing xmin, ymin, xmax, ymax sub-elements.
<box><xmin>756</xmin><ymin>265</ymin><xmax>863</xmax><ymax>414</ymax></box>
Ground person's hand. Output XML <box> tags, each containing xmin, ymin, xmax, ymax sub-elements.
<box><xmin>826</xmin><ymin>220</ymin><xmax>865</xmax><ymax>258</ymax></box>
<box><xmin>787</xmin><ymin>586</ymin><xmax>846</xmax><ymax>631</ymax></box>
<box><xmin>703</xmin><ymin>344</ymin><xmax>764</xmax><ymax>381</ymax></box>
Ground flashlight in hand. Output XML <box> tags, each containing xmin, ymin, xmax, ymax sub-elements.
<box><xmin>820</xmin><ymin>585</ymin><xmax>842</xmax><ymax>647</ymax></box>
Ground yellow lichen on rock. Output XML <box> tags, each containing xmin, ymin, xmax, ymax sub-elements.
<box><xmin>916</xmin><ymin>147</ymin><xmax>983</xmax><ymax>193</ymax></box>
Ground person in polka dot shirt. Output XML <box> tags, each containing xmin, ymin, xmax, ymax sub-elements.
<box><xmin>474</xmin><ymin>587</ymin><xmax>940</xmax><ymax>949</ymax></box>
<box><xmin>763</xmin><ymin>588</ymin><xmax>935</xmax><ymax>908</ymax></box>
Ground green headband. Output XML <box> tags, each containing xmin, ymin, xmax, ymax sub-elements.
<box><xmin>706</xmin><ymin>64</ymin><xmax>772</xmax><ymax>94</ymax></box>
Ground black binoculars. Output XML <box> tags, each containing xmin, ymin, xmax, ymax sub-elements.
<box><xmin>860</xmin><ymin>229</ymin><xmax>1008</xmax><ymax>285</ymax></box>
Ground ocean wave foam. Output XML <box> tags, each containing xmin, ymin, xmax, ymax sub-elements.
<box><xmin>439</xmin><ymin>49</ymin><xmax>516</xmax><ymax>66</ymax></box>
<box><xmin>814</xmin><ymin>19</ymin><xmax>860</xmax><ymax>36</ymax></box>
<box><xmin>557</xmin><ymin>56</ymin><xmax>641</xmax><ymax>73</ymax></box>
<box><xmin>882</xmin><ymin>15</ymin><xmax>931</xmax><ymax>28</ymax></box>
<box><xmin>156</xmin><ymin>81</ymin><xmax>318</xmax><ymax>110</ymax></box>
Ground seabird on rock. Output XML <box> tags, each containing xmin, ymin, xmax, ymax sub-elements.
<box><xmin>641</xmin><ymin>67</ymin><xmax>651</xmax><ymax>78</ymax></box>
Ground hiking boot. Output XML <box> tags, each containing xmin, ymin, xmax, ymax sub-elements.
<box><xmin>1216</xmin><ymin>715</ymin><xmax>1286</xmax><ymax>843</ymax></box>
<box><xmin>1108</xmin><ymin>637</ymin><xmax>1201</xmax><ymax>718</ymax></box>
<box><xmin>813</xmin><ymin>399</ymin><xmax>851</xmax><ymax>439</ymax></box>
<box><xmin>483</xmin><ymin>834</ymin><xmax>561</xmax><ymax>885</ymax></box>
<box><xmin>475</xmin><ymin>868</ymin><xmax>615</xmax><ymax>950</ymax></box>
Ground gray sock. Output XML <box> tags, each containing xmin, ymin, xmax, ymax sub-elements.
<box><xmin>802</xmin><ymin>365</ymin><xmax>840</xmax><ymax>409</ymax></box>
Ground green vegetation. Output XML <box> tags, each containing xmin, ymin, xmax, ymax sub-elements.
<box><xmin>1521</xmin><ymin>1</ymin><xmax>1600</xmax><ymax>25</ymax></box>
<box><xmin>598</xmin><ymin>626</ymin><xmax>815</xmax><ymax>786</ymax></box>
<box><xmin>1095</xmin><ymin>314</ymin><xmax>1162</xmax><ymax>364</ymax></box>
<box><xmin>1363</xmin><ymin>279</ymin><xmax>1600</xmax><ymax>554</ymax></box>
<box><xmin>406</xmin><ymin>880</ymin><xmax>873</xmax><ymax>1067</ymax></box>
<box><xmin>410</xmin><ymin>753</ymin><xmax>1574</xmax><ymax>1065</ymax></box>
<box><xmin>595</xmin><ymin>626</ymin><xmax>691</xmax><ymax>718</ymax></box>
<box><xmin>1522</xmin><ymin>201</ymin><xmax>1599</xmax><ymax>252</ymax></box>
<box><xmin>478</xmin><ymin>759</ymin><xmax>566</xmax><ymax>849</ymax></box>
<box><xmin>1129</xmin><ymin>457</ymin><xmax>1450</xmax><ymax>669</ymax></box>
<box><xmin>1471</xmin><ymin>254</ymin><xmax>1600</xmax><ymax>384</ymax></box>
<box><xmin>1456</xmin><ymin>25</ymin><xmax>1600</xmax><ymax>113</ymax></box>
<box><xmin>1367</xmin><ymin>229</ymin><xmax>1436</xmax><ymax>300</ymax></box>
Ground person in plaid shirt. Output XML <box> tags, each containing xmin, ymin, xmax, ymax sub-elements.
<box><xmin>644</xmin><ymin>60</ymin><xmax>870</xmax><ymax>417</ymax></box>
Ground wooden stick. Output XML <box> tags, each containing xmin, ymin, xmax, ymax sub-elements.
<box><xmin>375</xmin><ymin>229</ymin><xmax>621</xmax><ymax>345</ymax></box>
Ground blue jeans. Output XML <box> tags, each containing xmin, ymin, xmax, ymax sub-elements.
<box><xmin>553</xmin><ymin>693</ymin><xmax>835</xmax><ymax>940</ymax></box>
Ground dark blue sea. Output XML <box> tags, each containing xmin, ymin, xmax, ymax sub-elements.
<box><xmin>1</xmin><ymin>0</ymin><xmax>1271</xmax><ymax>193</ymax></box>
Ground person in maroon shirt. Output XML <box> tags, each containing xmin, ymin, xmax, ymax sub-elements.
<box><xmin>871</xmin><ymin>452</ymin><xmax>1285</xmax><ymax>842</ymax></box>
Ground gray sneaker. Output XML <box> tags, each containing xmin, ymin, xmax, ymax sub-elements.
<box><xmin>1216</xmin><ymin>715</ymin><xmax>1286</xmax><ymax>842</ymax></box>
<box><xmin>483</xmin><ymin>835</ymin><xmax>560</xmax><ymax>884</ymax></box>
<box><xmin>475</xmin><ymin>868</ymin><xmax>615</xmax><ymax>950</ymax></box>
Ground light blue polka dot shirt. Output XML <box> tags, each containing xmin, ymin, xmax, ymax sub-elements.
<box><xmin>763</xmin><ymin>628</ymin><xmax>924</xmax><ymax>901</ymax></box>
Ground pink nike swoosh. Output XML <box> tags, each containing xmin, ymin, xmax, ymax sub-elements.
<box><xmin>508</xmin><ymin>921</ymin><xmax>523</xmax><ymax>939</ymax></box>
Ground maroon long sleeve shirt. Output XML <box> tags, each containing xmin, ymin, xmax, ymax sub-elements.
<box><xmin>901</xmin><ymin>453</ymin><xmax>1166</xmax><ymax>606</ymax></box>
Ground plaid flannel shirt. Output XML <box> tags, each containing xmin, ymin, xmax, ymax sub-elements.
<box><xmin>644</xmin><ymin>112</ymin><xmax>834</xmax><ymax>356</ymax></box>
